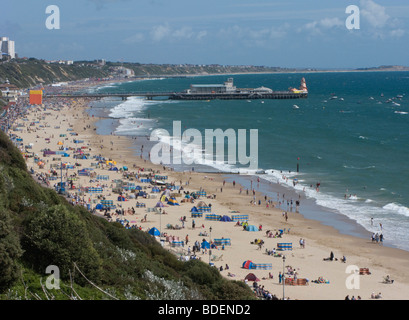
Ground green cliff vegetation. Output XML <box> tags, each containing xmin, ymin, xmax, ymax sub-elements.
<box><xmin>0</xmin><ymin>58</ymin><xmax>297</xmax><ymax>90</ymax></box>
<box><xmin>0</xmin><ymin>58</ymin><xmax>110</xmax><ymax>89</ymax></box>
<box><xmin>0</xmin><ymin>129</ymin><xmax>255</xmax><ymax>300</ymax></box>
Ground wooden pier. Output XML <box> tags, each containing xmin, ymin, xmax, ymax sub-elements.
<box><xmin>44</xmin><ymin>91</ymin><xmax>307</xmax><ymax>101</ymax></box>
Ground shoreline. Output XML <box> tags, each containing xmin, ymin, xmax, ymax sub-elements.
<box><xmin>7</xmin><ymin>80</ymin><xmax>409</xmax><ymax>300</ymax></box>
<box><xmin>80</xmin><ymin>97</ymin><xmax>409</xmax><ymax>298</ymax></box>
<box><xmin>87</xmin><ymin>96</ymin><xmax>392</xmax><ymax>251</ymax></box>
<box><xmin>84</xmin><ymin>107</ymin><xmax>409</xmax><ymax>300</ymax></box>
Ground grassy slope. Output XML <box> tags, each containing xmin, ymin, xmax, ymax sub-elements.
<box><xmin>0</xmin><ymin>130</ymin><xmax>256</xmax><ymax>300</ymax></box>
<box><xmin>0</xmin><ymin>59</ymin><xmax>109</xmax><ymax>89</ymax></box>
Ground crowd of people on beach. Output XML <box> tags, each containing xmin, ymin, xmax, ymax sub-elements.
<box><xmin>2</xmin><ymin>84</ymin><xmax>401</xmax><ymax>301</ymax></box>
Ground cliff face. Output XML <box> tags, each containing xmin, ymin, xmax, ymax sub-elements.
<box><xmin>0</xmin><ymin>59</ymin><xmax>110</xmax><ymax>89</ymax></box>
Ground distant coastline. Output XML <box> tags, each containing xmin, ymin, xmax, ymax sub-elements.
<box><xmin>1</xmin><ymin>57</ymin><xmax>409</xmax><ymax>91</ymax></box>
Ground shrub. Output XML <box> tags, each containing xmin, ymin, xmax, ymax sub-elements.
<box><xmin>0</xmin><ymin>209</ymin><xmax>23</xmax><ymax>292</ymax></box>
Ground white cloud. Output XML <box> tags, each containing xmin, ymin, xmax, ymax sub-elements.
<box><xmin>151</xmin><ymin>24</ymin><xmax>171</xmax><ymax>41</ymax></box>
<box><xmin>218</xmin><ymin>24</ymin><xmax>287</xmax><ymax>47</ymax></box>
<box><xmin>390</xmin><ymin>29</ymin><xmax>405</xmax><ymax>38</ymax></box>
<box><xmin>301</xmin><ymin>17</ymin><xmax>344</xmax><ymax>35</ymax></box>
<box><xmin>172</xmin><ymin>26</ymin><xmax>194</xmax><ymax>39</ymax></box>
<box><xmin>149</xmin><ymin>24</ymin><xmax>207</xmax><ymax>42</ymax></box>
<box><xmin>360</xmin><ymin>0</ymin><xmax>390</xmax><ymax>28</ymax></box>
<box><xmin>196</xmin><ymin>30</ymin><xmax>207</xmax><ymax>40</ymax></box>
<box><xmin>123</xmin><ymin>33</ymin><xmax>145</xmax><ymax>44</ymax></box>
<box><xmin>320</xmin><ymin>17</ymin><xmax>344</xmax><ymax>29</ymax></box>
<box><xmin>359</xmin><ymin>0</ymin><xmax>408</xmax><ymax>39</ymax></box>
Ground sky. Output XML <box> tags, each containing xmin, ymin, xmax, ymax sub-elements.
<box><xmin>2</xmin><ymin>0</ymin><xmax>409</xmax><ymax>68</ymax></box>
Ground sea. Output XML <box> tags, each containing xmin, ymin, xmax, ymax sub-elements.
<box><xmin>84</xmin><ymin>72</ymin><xmax>409</xmax><ymax>252</ymax></box>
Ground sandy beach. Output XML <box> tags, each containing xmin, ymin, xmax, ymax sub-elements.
<box><xmin>8</xmin><ymin>87</ymin><xmax>409</xmax><ymax>300</ymax></box>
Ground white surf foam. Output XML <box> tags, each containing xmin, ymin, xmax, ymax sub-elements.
<box><xmin>383</xmin><ymin>203</ymin><xmax>409</xmax><ymax>217</ymax></box>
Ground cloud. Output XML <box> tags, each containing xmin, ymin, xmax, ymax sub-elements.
<box><xmin>359</xmin><ymin>0</ymin><xmax>407</xmax><ymax>39</ymax></box>
<box><xmin>360</xmin><ymin>0</ymin><xmax>390</xmax><ymax>28</ymax></box>
<box><xmin>196</xmin><ymin>30</ymin><xmax>207</xmax><ymax>40</ymax></box>
<box><xmin>172</xmin><ymin>26</ymin><xmax>194</xmax><ymax>39</ymax></box>
<box><xmin>218</xmin><ymin>24</ymin><xmax>288</xmax><ymax>47</ymax></box>
<box><xmin>149</xmin><ymin>24</ymin><xmax>207</xmax><ymax>42</ymax></box>
<box><xmin>301</xmin><ymin>17</ymin><xmax>344</xmax><ymax>36</ymax></box>
<box><xmin>151</xmin><ymin>24</ymin><xmax>171</xmax><ymax>41</ymax></box>
<box><xmin>389</xmin><ymin>29</ymin><xmax>405</xmax><ymax>38</ymax></box>
<box><xmin>123</xmin><ymin>33</ymin><xmax>145</xmax><ymax>44</ymax></box>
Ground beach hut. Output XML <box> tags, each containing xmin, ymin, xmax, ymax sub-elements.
<box><xmin>245</xmin><ymin>225</ymin><xmax>258</xmax><ymax>232</ymax></box>
<box><xmin>148</xmin><ymin>227</ymin><xmax>160</xmax><ymax>237</ymax></box>
<box><xmin>219</xmin><ymin>215</ymin><xmax>233</xmax><ymax>222</ymax></box>
<box><xmin>244</xmin><ymin>273</ymin><xmax>260</xmax><ymax>282</ymax></box>
<box><xmin>242</xmin><ymin>260</ymin><xmax>254</xmax><ymax>269</ymax></box>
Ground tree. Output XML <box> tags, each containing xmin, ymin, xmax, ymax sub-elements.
<box><xmin>0</xmin><ymin>209</ymin><xmax>23</xmax><ymax>292</ymax></box>
<box><xmin>22</xmin><ymin>205</ymin><xmax>102</xmax><ymax>284</ymax></box>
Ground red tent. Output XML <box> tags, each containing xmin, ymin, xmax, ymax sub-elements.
<box><xmin>244</xmin><ymin>273</ymin><xmax>260</xmax><ymax>282</ymax></box>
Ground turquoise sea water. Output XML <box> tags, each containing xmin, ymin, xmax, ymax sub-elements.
<box><xmin>87</xmin><ymin>72</ymin><xmax>409</xmax><ymax>251</ymax></box>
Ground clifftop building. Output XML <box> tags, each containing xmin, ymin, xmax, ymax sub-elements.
<box><xmin>0</xmin><ymin>37</ymin><xmax>16</xmax><ymax>59</ymax></box>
